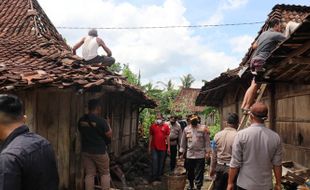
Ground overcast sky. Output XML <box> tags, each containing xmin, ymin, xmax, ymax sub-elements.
<box><xmin>38</xmin><ymin>0</ymin><xmax>308</xmax><ymax>88</ymax></box>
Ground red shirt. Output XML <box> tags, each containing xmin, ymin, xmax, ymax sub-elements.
<box><xmin>150</xmin><ymin>123</ymin><xmax>170</xmax><ymax>151</ymax></box>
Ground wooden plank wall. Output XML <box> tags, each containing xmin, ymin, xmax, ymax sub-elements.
<box><xmin>14</xmin><ymin>90</ymin><xmax>142</xmax><ymax>189</ymax></box>
<box><xmin>219</xmin><ymin>83</ymin><xmax>310</xmax><ymax>168</ymax></box>
<box><xmin>275</xmin><ymin>83</ymin><xmax>310</xmax><ymax>168</ymax></box>
<box><xmin>16</xmin><ymin>89</ymin><xmax>73</xmax><ymax>190</ymax></box>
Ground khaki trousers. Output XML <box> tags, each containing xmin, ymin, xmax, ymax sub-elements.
<box><xmin>82</xmin><ymin>152</ymin><xmax>110</xmax><ymax>190</ymax></box>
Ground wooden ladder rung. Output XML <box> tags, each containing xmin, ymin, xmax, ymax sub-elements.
<box><xmin>238</xmin><ymin>83</ymin><xmax>268</xmax><ymax>131</ymax></box>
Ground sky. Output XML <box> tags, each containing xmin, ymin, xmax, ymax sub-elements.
<box><xmin>38</xmin><ymin>0</ymin><xmax>309</xmax><ymax>88</ymax></box>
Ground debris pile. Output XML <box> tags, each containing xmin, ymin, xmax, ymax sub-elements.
<box><xmin>282</xmin><ymin>161</ymin><xmax>310</xmax><ymax>189</ymax></box>
<box><xmin>110</xmin><ymin>141</ymin><xmax>165</xmax><ymax>190</ymax></box>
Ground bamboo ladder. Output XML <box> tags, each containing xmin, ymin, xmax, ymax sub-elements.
<box><xmin>237</xmin><ymin>83</ymin><xmax>268</xmax><ymax>131</ymax></box>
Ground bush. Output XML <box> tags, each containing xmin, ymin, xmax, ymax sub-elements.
<box><xmin>209</xmin><ymin>124</ymin><xmax>221</xmax><ymax>140</ymax></box>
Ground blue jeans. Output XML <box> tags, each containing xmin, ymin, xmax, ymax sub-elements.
<box><xmin>151</xmin><ymin>149</ymin><xmax>166</xmax><ymax>181</ymax></box>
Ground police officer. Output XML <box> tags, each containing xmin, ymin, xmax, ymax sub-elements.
<box><xmin>180</xmin><ymin>115</ymin><xmax>211</xmax><ymax>190</ymax></box>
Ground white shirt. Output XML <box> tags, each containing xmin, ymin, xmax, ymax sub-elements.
<box><xmin>82</xmin><ymin>36</ymin><xmax>99</xmax><ymax>61</ymax></box>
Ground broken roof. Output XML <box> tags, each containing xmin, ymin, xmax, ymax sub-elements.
<box><xmin>0</xmin><ymin>0</ymin><xmax>156</xmax><ymax>107</ymax></box>
<box><xmin>173</xmin><ymin>88</ymin><xmax>205</xmax><ymax>113</ymax></box>
<box><xmin>196</xmin><ymin>4</ymin><xmax>310</xmax><ymax>107</ymax></box>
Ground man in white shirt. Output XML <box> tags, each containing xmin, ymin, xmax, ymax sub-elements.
<box><xmin>72</xmin><ymin>29</ymin><xmax>115</xmax><ymax>66</ymax></box>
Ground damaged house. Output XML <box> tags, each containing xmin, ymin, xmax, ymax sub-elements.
<box><xmin>196</xmin><ymin>4</ymin><xmax>310</xmax><ymax>168</ymax></box>
<box><xmin>0</xmin><ymin>0</ymin><xmax>156</xmax><ymax>189</ymax></box>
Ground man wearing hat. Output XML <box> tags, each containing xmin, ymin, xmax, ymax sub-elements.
<box><xmin>180</xmin><ymin>114</ymin><xmax>211</xmax><ymax>190</ymax></box>
<box><xmin>227</xmin><ymin>102</ymin><xmax>282</xmax><ymax>190</ymax></box>
<box><xmin>210</xmin><ymin>113</ymin><xmax>239</xmax><ymax>190</ymax></box>
<box><xmin>72</xmin><ymin>29</ymin><xmax>115</xmax><ymax>66</ymax></box>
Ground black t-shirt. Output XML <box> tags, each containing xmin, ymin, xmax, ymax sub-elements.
<box><xmin>178</xmin><ymin>120</ymin><xmax>187</xmax><ymax>131</ymax></box>
<box><xmin>78</xmin><ymin>114</ymin><xmax>110</xmax><ymax>154</ymax></box>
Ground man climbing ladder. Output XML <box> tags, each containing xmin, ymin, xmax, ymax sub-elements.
<box><xmin>241</xmin><ymin>19</ymin><xmax>286</xmax><ymax>112</ymax></box>
<box><xmin>238</xmin><ymin>83</ymin><xmax>267</xmax><ymax>130</ymax></box>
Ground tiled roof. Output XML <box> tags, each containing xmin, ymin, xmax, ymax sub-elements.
<box><xmin>173</xmin><ymin>88</ymin><xmax>205</xmax><ymax>113</ymax></box>
<box><xmin>195</xmin><ymin>67</ymin><xmax>244</xmax><ymax>107</ymax></box>
<box><xmin>196</xmin><ymin>4</ymin><xmax>310</xmax><ymax>106</ymax></box>
<box><xmin>263</xmin><ymin>14</ymin><xmax>310</xmax><ymax>83</ymax></box>
<box><xmin>0</xmin><ymin>0</ymin><xmax>156</xmax><ymax>107</ymax></box>
<box><xmin>240</xmin><ymin>4</ymin><xmax>310</xmax><ymax>66</ymax></box>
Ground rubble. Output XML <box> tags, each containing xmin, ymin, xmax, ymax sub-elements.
<box><xmin>110</xmin><ymin>141</ymin><xmax>168</xmax><ymax>190</ymax></box>
<box><xmin>282</xmin><ymin>161</ymin><xmax>310</xmax><ymax>189</ymax></box>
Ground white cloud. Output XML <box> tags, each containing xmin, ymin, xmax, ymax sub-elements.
<box><xmin>230</xmin><ymin>35</ymin><xmax>254</xmax><ymax>53</ymax></box>
<box><xmin>201</xmin><ymin>0</ymin><xmax>248</xmax><ymax>25</ymax></box>
<box><xmin>38</xmin><ymin>0</ymin><xmax>240</xmax><ymax>88</ymax></box>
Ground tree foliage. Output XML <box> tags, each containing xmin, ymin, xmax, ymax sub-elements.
<box><xmin>116</xmin><ymin>64</ymin><xmax>220</xmax><ymax>138</ymax></box>
<box><xmin>180</xmin><ymin>74</ymin><xmax>195</xmax><ymax>88</ymax></box>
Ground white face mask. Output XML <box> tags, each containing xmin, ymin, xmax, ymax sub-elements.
<box><xmin>156</xmin><ymin>119</ymin><xmax>162</xmax><ymax>124</ymax></box>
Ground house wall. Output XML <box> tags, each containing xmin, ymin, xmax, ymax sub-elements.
<box><xmin>217</xmin><ymin>83</ymin><xmax>310</xmax><ymax>168</ymax></box>
<box><xmin>274</xmin><ymin>83</ymin><xmax>310</xmax><ymax>168</ymax></box>
<box><xmin>14</xmin><ymin>89</ymin><xmax>143</xmax><ymax>190</ymax></box>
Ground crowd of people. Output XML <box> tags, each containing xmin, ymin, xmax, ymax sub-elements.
<box><xmin>0</xmin><ymin>94</ymin><xmax>283</xmax><ymax>190</ymax></box>
<box><xmin>148</xmin><ymin>102</ymin><xmax>282</xmax><ymax>190</ymax></box>
<box><xmin>0</xmin><ymin>19</ymin><xmax>302</xmax><ymax>190</ymax></box>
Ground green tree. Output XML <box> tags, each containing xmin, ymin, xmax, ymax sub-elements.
<box><xmin>107</xmin><ymin>62</ymin><xmax>122</xmax><ymax>73</ymax></box>
<box><xmin>122</xmin><ymin>64</ymin><xmax>139</xmax><ymax>85</ymax></box>
<box><xmin>180</xmin><ymin>74</ymin><xmax>195</xmax><ymax>88</ymax></box>
<box><xmin>157</xmin><ymin>80</ymin><xmax>174</xmax><ymax>91</ymax></box>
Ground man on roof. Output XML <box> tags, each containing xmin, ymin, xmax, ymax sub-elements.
<box><xmin>241</xmin><ymin>19</ymin><xmax>286</xmax><ymax>111</ymax></box>
<box><xmin>72</xmin><ymin>29</ymin><xmax>115</xmax><ymax>66</ymax></box>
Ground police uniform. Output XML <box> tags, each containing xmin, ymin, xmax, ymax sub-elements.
<box><xmin>180</xmin><ymin>124</ymin><xmax>211</xmax><ymax>189</ymax></box>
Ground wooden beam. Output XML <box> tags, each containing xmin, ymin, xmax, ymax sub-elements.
<box><xmin>288</xmin><ymin>65</ymin><xmax>310</xmax><ymax>80</ymax></box>
<box><xmin>275</xmin><ymin>64</ymin><xmax>300</xmax><ymax>80</ymax></box>
<box><xmin>282</xmin><ymin>40</ymin><xmax>310</xmax><ymax>62</ymax></box>
<box><xmin>282</xmin><ymin>43</ymin><xmax>303</xmax><ymax>47</ymax></box>
<box><xmin>288</xmin><ymin>57</ymin><xmax>310</xmax><ymax>64</ymax></box>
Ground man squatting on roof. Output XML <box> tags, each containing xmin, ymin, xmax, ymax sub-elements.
<box><xmin>72</xmin><ymin>29</ymin><xmax>115</xmax><ymax>66</ymax></box>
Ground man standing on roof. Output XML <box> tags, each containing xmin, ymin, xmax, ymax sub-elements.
<box><xmin>227</xmin><ymin>102</ymin><xmax>282</xmax><ymax>190</ymax></box>
<box><xmin>0</xmin><ymin>94</ymin><xmax>59</xmax><ymax>190</ymax></box>
<box><xmin>241</xmin><ymin>19</ymin><xmax>286</xmax><ymax>111</ymax></box>
<box><xmin>78</xmin><ymin>99</ymin><xmax>112</xmax><ymax>190</ymax></box>
<box><xmin>72</xmin><ymin>29</ymin><xmax>115</xmax><ymax>66</ymax></box>
<box><xmin>210</xmin><ymin>113</ymin><xmax>239</xmax><ymax>190</ymax></box>
<box><xmin>180</xmin><ymin>114</ymin><xmax>211</xmax><ymax>190</ymax></box>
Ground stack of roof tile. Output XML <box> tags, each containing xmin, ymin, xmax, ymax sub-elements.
<box><xmin>0</xmin><ymin>0</ymin><xmax>155</xmax><ymax>107</ymax></box>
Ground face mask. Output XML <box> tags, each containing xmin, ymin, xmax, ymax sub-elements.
<box><xmin>156</xmin><ymin>119</ymin><xmax>162</xmax><ymax>124</ymax></box>
<box><xmin>191</xmin><ymin>119</ymin><xmax>198</xmax><ymax>126</ymax></box>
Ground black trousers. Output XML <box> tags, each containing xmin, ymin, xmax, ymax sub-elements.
<box><xmin>213</xmin><ymin>164</ymin><xmax>237</xmax><ymax>190</ymax></box>
<box><xmin>186</xmin><ymin>158</ymin><xmax>205</xmax><ymax>189</ymax></box>
<box><xmin>85</xmin><ymin>55</ymin><xmax>115</xmax><ymax>66</ymax></box>
<box><xmin>170</xmin><ymin>145</ymin><xmax>178</xmax><ymax>171</ymax></box>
